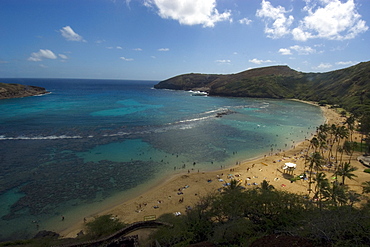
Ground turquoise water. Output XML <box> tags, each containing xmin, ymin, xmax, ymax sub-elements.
<box><xmin>0</xmin><ymin>79</ymin><xmax>324</xmax><ymax>241</ymax></box>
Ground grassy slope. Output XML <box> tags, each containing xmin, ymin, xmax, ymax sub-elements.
<box><xmin>155</xmin><ymin>61</ymin><xmax>370</xmax><ymax>115</ymax></box>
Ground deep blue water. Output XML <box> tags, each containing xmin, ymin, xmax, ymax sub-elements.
<box><xmin>0</xmin><ymin>78</ymin><xmax>324</xmax><ymax>241</ymax></box>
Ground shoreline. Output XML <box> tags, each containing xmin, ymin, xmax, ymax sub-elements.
<box><xmin>59</xmin><ymin>102</ymin><xmax>360</xmax><ymax>239</ymax></box>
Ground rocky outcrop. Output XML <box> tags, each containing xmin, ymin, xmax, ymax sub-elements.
<box><xmin>0</xmin><ymin>82</ymin><xmax>48</xmax><ymax>99</ymax></box>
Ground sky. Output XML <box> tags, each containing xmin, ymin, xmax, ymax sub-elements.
<box><xmin>1</xmin><ymin>0</ymin><xmax>369</xmax><ymax>80</ymax></box>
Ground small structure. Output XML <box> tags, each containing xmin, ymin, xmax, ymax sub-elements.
<box><xmin>282</xmin><ymin>163</ymin><xmax>296</xmax><ymax>175</ymax></box>
<box><xmin>358</xmin><ymin>155</ymin><xmax>370</xmax><ymax>168</ymax></box>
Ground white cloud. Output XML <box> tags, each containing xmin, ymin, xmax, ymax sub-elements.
<box><xmin>215</xmin><ymin>59</ymin><xmax>231</xmax><ymax>63</ymax></box>
<box><xmin>239</xmin><ymin>18</ymin><xmax>252</xmax><ymax>25</ymax></box>
<box><xmin>336</xmin><ymin>61</ymin><xmax>356</xmax><ymax>66</ymax></box>
<box><xmin>315</xmin><ymin>62</ymin><xmax>332</xmax><ymax>70</ymax></box>
<box><xmin>28</xmin><ymin>49</ymin><xmax>57</xmax><ymax>62</ymax></box>
<box><xmin>278</xmin><ymin>48</ymin><xmax>292</xmax><ymax>55</ymax></box>
<box><xmin>144</xmin><ymin>0</ymin><xmax>231</xmax><ymax>28</ymax></box>
<box><xmin>256</xmin><ymin>0</ymin><xmax>294</xmax><ymax>39</ymax></box>
<box><xmin>120</xmin><ymin>57</ymin><xmax>134</xmax><ymax>61</ymax></box>
<box><xmin>158</xmin><ymin>48</ymin><xmax>169</xmax><ymax>51</ymax></box>
<box><xmin>116</xmin><ymin>46</ymin><xmax>123</xmax><ymax>49</ymax></box>
<box><xmin>293</xmin><ymin>0</ymin><xmax>368</xmax><ymax>41</ymax></box>
<box><xmin>58</xmin><ymin>54</ymin><xmax>68</xmax><ymax>59</ymax></box>
<box><xmin>289</xmin><ymin>45</ymin><xmax>316</xmax><ymax>55</ymax></box>
<box><xmin>249</xmin><ymin>58</ymin><xmax>273</xmax><ymax>64</ymax></box>
<box><xmin>60</xmin><ymin>26</ymin><xmax>85</xmax><ymax>42</ymax></box>
<box><xmin>257</xmin><ymin>0</ymin><xmax>368</xmax><ymax>41</ymax></box>
<box><xmin>133</xmin><ymin>48</ymin><xmax>143</xmax><ymax>51</ymax></box>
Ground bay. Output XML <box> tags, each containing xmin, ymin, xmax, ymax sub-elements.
<box><xmin>0</xmin><ymin>78</ymin><xmax>324</xmax><ymax>241</ymax></box>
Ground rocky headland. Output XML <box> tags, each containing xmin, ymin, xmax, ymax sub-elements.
<box><xmin>154</xmin><ymin>61</ymin><xmax>370</xmax><ymax>116</ymax></box>
<box><xmin>0</xmin><ymin>82</ymin><xmax>49</xmax><ymax>99</ymax></box>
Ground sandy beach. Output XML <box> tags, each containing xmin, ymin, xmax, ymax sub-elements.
<box><xmin>60</xmin><ymin>103</ymin><xmax>368</xmax><ymax>238</ymax></box>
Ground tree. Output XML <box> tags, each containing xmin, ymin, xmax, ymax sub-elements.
<box><xmin>313</xmin><ymin>172</ymin><xmax>330</xmax><ymax>210</ymax></box>
<box><xmin>359</xmin><ymin>114</ymin><xmax>370</xmax><ymax>154</ymax></box>
<box><xmin>85</xmin><ymin>214</ymin><xmax>126</xmax><ymax>239</ymax></box>
<box><xmin>307</xmin><ymin>152</ymin><xmax>324</xmax><ymax>195</ymax></box>
<box><xmin>362</xmin><ymin>181</ymin><xmax>370</xmax><ymax>194</ymax></box>
<box><xmin>346</xmin><ymin>190</ymin><xmax>361</xmax><ymax>207</ymax></box>
<box><xmin>260</xmin><ymin>179</ymin><xmax>275</xmax><ymax>191</ymax></box>
<box><xmin>335</xmin><ymin>162</ymin><xmax>358</xmax><ymax>185</ymax></box>
<box><xmin>222</xmin><ymin>179</ymin><xmax>243</xmax><ymax>194</ymax></box>
<box><xmin>329</xmin><ymin>182</ymin><xmax>347</xmax><ymax>207</ymax></box>
<box><xmin>345</xmin><ymin>114</ymin><xmax>356</xmax><ymax>142</ymax></box>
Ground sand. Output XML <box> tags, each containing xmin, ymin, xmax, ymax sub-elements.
<box><xmin>59</xmin><ymin>103</ymin><xmax>369</xmax><ymax>238</ymax></box>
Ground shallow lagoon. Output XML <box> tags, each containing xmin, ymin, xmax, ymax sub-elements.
<box><xmin>0</xmin><ymin>79</ymin><xmax>324</xmax><ymax>241</ymax></box>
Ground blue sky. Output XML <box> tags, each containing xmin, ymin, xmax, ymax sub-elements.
<box><xmin>1</xmin><ymin>0</ymin><xmax>369</xmax><ymax>80</ymax></box>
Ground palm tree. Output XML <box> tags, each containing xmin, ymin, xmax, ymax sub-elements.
<box><xmin>335</xmin><ymin>162</ymin><xmax>358</xmax><ymax>185</ymax></box>
<box><xmin>313</xmin><ymin>172</ymin><xmax>330</xmax><ymax>210</ymax></box>
<box><xmin>310</xmin><ymin>137</ymin><xmax>320</xmax><ymax>152</ymax></box>
<box><xmin>334</xmin><ymin>126</ymin><xmax>349</xmax><ymax>164</ymax></box>
<box><xmin>362</xmin><ymin>181</ymin><xmax>370</xmax><ymax>194</ymax></box>
<box><xmin>307</xmin><ymin>152</ymin><xmax>324</xmax><ymax>195</ymax></box>
<box><xmin>223</xmin><ymin>179</ymin><xmax>243</xmax><ymax>194</ymax></box>
<box><xmin>260</xmin><ymin>180</ymin><xmax>275</xmax><ymax>191</ymax></box>
<box><xmin>347</xmin><ymin>190</ymin><xmax>361</xmax><ymax>207</ymax></box>
<box><xmin>345</xmin><ymin>115</ymin><xmax>356</xmax><ymax>142</ymax></box>
<box><xmin>343</xmin><ymin>140</ymin><xmax>357</xmax><ymax>162</ymax></box>
<box><xmin>329</xmin><ymin>182</ymin><xmax>347</xmax><ymax>207</ymax></box>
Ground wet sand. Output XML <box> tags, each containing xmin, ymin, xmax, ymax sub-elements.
<box><xmin>59</xmin><ymin>103</ymin><xmax>368</xmax><ymax>238</ymax></box>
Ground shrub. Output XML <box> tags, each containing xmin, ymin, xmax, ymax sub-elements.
<box><xmin>85</xmin><ymin>214</ymin><xmax>126</xmax><ymax>239</ymax></box>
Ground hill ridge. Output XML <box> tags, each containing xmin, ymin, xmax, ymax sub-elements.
<box><xmin>154</xmin><ymin>62</ymin><xmax>370</xmax><ymax>115</ymax></box>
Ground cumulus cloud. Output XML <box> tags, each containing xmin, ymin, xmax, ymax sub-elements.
<box><xmin>144</xmin><ymin>0</ymin><xmax>231</xmax><ymax>28</ymax></box>
<box><xmin>256</xmin><ymin>0</ymin><xmax>294</xmax><ymax>39</ymax></box>
<box><xmin>249</xmin><ymin>58</ymin><xmax>273</xmax><ymax>64</ymax></box>
<box><xmin>315</xmin><ymin>62</ymin><xmax>332</xmax><ymax>70</ymax></box>
<box><xmin>133</xmin><ymin>48</ymin><xmax>143</xmax><ymax>51</ymax></box>
<box><xmin>158</xmin><ymin>48</ymin><xmax>169</xmax><ymax>51</ymax></box>
<box><xmin>289</xmin><ymin>45</ymin><xmax>316</xmax><ymax>55</ymax></box>
<box><xmin>257</xmin><ymin>0</ymin><xmax>368</xmax><ymax>41</ymax></box>
<box><xmin>239</xmin><ymin>18</ymin><xmax>252</xmax><ymax>25</ymax></box>
<box><xmin>292</xmin><ymin>0</ymin><xmax>368</xmax><ymax>41</ymax></box>
<box><xmin>28</xmin><ymin>49</ymin><xmax>57</xmax><ymax>62</ymax></box>
<box><xmin>60</xmin><ymin>26</ymin><xmax>85</xmax><ymax>42</ymax></box>
<box><xmin>120</xmin><ymin>56</ymin><xmax>134</xmax><ymax>61</ymax></box>
<box><xmin>278</xmin><ymin>48</ymin><xmax>292</xmax><ymax>55</ymax></box>
<box><xmin>279</xmin><ymin>45</ymin><xmax>317</xmax><ymax>55</ymax></box>
<box><xmin>279</xmin><ymin>48</ymin><xmax>292</xmax><ymax>55</ymax></box>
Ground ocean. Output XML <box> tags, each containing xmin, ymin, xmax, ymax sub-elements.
<box><xmin>0</xmin><ymin>78</ymin><xmax>324</xmax><ymax>241</ymax></box>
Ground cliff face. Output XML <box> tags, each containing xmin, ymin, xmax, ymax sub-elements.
<box><xmin>0</xmin><ymin>83</ymin><xmax>48</xmax><ymax>99</ymax></box>
<box><xmin>154</xmin><ymin>62</ymin><xmax>370</xmax><ymax>115</ymax></box>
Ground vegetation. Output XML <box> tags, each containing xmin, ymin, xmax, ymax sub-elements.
<box><xmin>84</xmin><ymin>214</ymin><xmax>126</xmax><ymax>239</ymax></box>
<box><xmin>0</xmin><ymin>82</ymin><xmax>48</xmax><ymax>99</ymax></box>
<box><xmin>150</xmin><ymin>180</ymin><xmax>370</xmax><ymax>246</ymax></box>
<box><xmin>155</xmin><ymin>61</ymin><xmax>370</xmax><ymax>118</ymax></box>
<box><xmin>148</xmin><ymin>120</ymin><xmax>370</xmax><ymax>246</ymax></box>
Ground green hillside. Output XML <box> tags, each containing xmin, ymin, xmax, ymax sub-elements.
<box><xmin>154</xmin><ymin>61</ymin><xmax>370</xmax><ymax>116</ymax></box>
